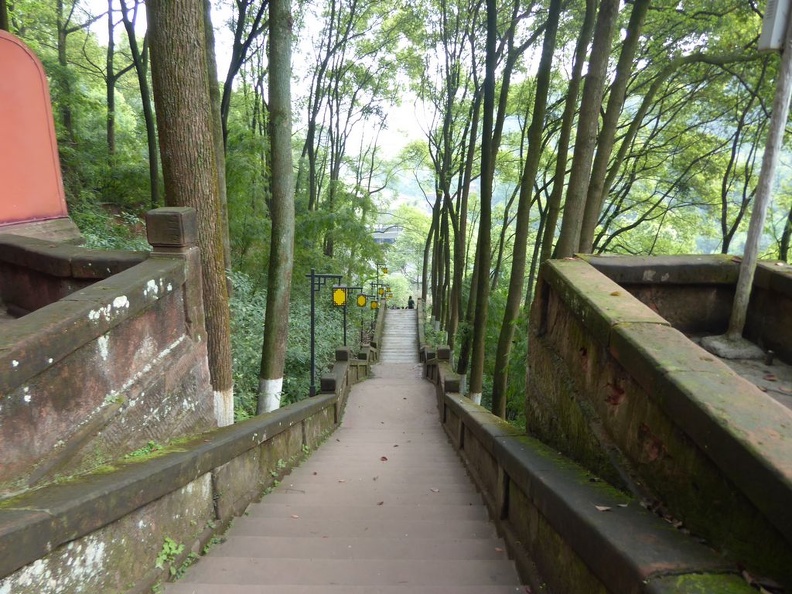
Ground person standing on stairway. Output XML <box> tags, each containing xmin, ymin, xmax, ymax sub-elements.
<box><xmin>407</xmin><ymin>296</ymin><xmax>415</xmax><ymax>309</ymax></box>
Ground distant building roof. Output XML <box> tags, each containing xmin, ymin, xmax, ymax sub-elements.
<box><xmin>373</xmin><ymin>225</ymin><xmax>402</xmax><ymax>244</ymax></box>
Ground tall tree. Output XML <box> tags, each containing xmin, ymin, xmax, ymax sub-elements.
<box><xmin>578</xmin><ymin>0</ymin><xmax>651</xmax><ymax>252</ymax></box>
<box><xmin>258</xmin><ymin>0</ymin><xmax>295</xmax><ymax>413</ymax></box>
<box><xmin>119</xmin><ymin>0</ymin><xmax>160</xmax><ymax>206</ymax></box>
<box><xmin>540</xmin><ymin>0</ymin><xmax>596</xmax><ymax>261</ymax></box>
<box><xmin>220</xmin><ymin>0</ymin><xmax>269</xmax><ymax>148</ymax></box>
<box><xmin>491</xmin><ymin>0</ymin><xmax>561</xmax><ymax>418</ymax></box>
<box><xmin>54</xmin><ymin>0</ymin><xmax>101</xmax><ymax>144</ymax></box>
<box><xmin>467</xmin><ymin>0</ymin><xmax>496</xmax><ymax>405</ymax></box>
<box><xmin>147</xmin><ymin>0</ymin><xmax>234</xmax><ymax>425</ymax></box>
<box><xmin>555</xmin><ymin>0</ymin><xmax>621</xmax><ymax>257</ymax></box>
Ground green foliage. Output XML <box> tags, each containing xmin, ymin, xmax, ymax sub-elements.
<box><xmin>229</xmin><ymin>270</ymin><xmax>352</xmax><ymax>420</ymax></box>
<box><xmin>70</xmin><ymin>199</ymin><xmax>151</xmax><ymax>251</ymax></box>
<box><xmin>125</xmin><ymin>441</ymin><xmax>163</xmax><ymax>459</ymax></box>
<box><xmin>155</xmin><ymin>537</ymin><xmax>184</xmax><ymax>575</ymax></box>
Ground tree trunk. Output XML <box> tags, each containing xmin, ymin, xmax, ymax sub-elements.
<box><xmin>105</xmin><ymin>0</ymin><xmax>116</xmax><ymax>159</ymax></box>
<box><xmin>203</xmin><ymin>0</ymin><xmax>232</xmax><ymax>288</ymax></box>
<box><xmin>578</xmin><ymin>0</ymin><xmax>650</xmax><ymax>252</ymax></box>
<box><xmin>147</xmin><ymin>0</ymin><xmax>234</xmax><ymax>426</ymax></box>
<box><xmin>0</xmin><ymin>0</ymin><xmax>9</xmax><ymax>31</ymax></box>
<box><xmin>554</xmin><ymin>0</ymin><xmax>621</xmax><ymax>258</ymax></box>
<box><xmin>119</xmin><ymin>0</ymin><xmax>160</xmax><ymax>207</ymax></box>
<box><xmin>781</xmin><ymin>203</ymin><xmax>792</xmax><ymax>262</ymax></box>
<box><xmin>468</xmin><ymin>0</ymin><xmax>497</xmax><ymax>405</ymax></box>
<box><xmin>728</xmin><ymin>12</ymin><xmax>792</xmax><ymax>339</ymax></box>
<box><xmin>258</xmin><ymin>0</ymin><xmax>295</xmax><ymax>413</ymax></box>
<box><xmin>56</xmin><ymin>0</ymin><xmax>75</xmax><ymax>144</ymax></box>
<box><xmin>491</xmin><ymin>0</ymin><xmax>561</xmax><ymax>418</ymax></box>
<box><xmin>448</xmin><ymin>90</ymin><xmax>481</xmax><ymax>352</ymax></box>
<box><xmin>540</xmin><ymin>0</ymin><xmax>595</xmax><ymax>262</ymax></box>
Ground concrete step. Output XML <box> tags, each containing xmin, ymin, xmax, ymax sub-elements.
<box><xmin>201</xmin><ymin>535</ymin><xmax>513</xmax><ymax>560</ymax></box>
<box><xmin>173</xmin><ymin>557</ymin><xmax>520</xmax><ymax>586</ymax></box>
<box><xmin>244</xmin><ymin>502</ymin><xmax>489</xmax><ymax>521</ymax></box>
<box><xmin>261</xmin><ymin>490</ymin><xmax>484</xmax><ymax>506</ymax></box>
<box><xmin>167</xmin><ymin>585</ymin><xmax>527</xmax><ymax>594</ymax></box>
<box><xmin>273</xmin><ymin>481</ymin><xmax>476</xmax><ymax>496</ymax></box>
<box><xmin>224</xmin><ymin>517</ymin><xmax>497</xmax><ymax>539</ymax></box>
<box><xmin>282</xmin><ymin>470</ymin><xmax>473</xmax><ymax>485</ymax></box>
<box><xmin>164</xmin><ymin>317</ymin><xmax>521</xmax><ymax>593</ymax></box>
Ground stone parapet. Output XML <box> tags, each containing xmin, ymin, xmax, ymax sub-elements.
<box><xmin>527</xmin><ymin>256</ymin><xmax>792</xmax><ymax>587</ymax></box>
<box><xmin>0</xmin><ymin>208</ymin><xmax>214</xmax><ymax>496</ymax></box>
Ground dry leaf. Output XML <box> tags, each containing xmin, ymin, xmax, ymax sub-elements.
<box><xmin>430</xmin><ymin>488</ymin><xmax>440</xmax><ymax>493</ymax></box>
<box><xmin>338</xmin><ymin>479</ymin><xmax>346</xmax><ymax>483</ymax></box>
<box><xmin>373</xmin><ymin>476</ymin><xmax>379</xmax><ymax>481</ymax></box>
<box><xmin>377</xmin><ymin>501</ymin><xmax>384</xmax><ymax>506</ymax></box>
<box><xmin>380</xmin><ymin>456</ymin><xmax>388</xmax><ymax>461</ymax></box>
<box><xmin>313</xmin><ymin>472</ymin><xmax>318</xmax><ymax>475</ymax></box>
<box><xmin>290</xmin><ymin>515</ymin><xmax>300</xmax><ymax>519</ymax></box>
<box><xmin>495</xmin><ymin>547</ymin><xmax>504</xmax><ymax>553</ymax></box>
<box><xmin>595</xmin><ymin>505</ymin><xmax>611</xmax><ymax>512</ymax></box>
<box><xmin>393</xmin><ymin>444</ymin><xmax>399</xmax><ymax>447</ymax></box>
<box><xmin>617</xmin><ymin>503</ymin><xmax>628</xmax><ymax>508</ymax></box>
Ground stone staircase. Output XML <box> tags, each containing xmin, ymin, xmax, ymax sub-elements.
<box><xmin>379</xmin><ymin>308</ymin><xmax>419</xmax><ymax>364</ymax></box>
<box><xmin>166</xmin><ymin>309</ymin><xmax>523</xmax><ymax>593</ymax></box>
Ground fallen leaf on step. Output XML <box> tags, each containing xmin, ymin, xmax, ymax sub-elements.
<box><xmin>373</xmin><ymin>476</ymin><xmax>378</xmax><ymax>481</ymax></box>
<box><xmin>377</xmin><ymin>501</ymin><xmax>384</xmax><ymax>506</ymax></box>
<box><xmin>313</xmin><ymin>472</ymin><xmax>318</xmax><ymax>475</ymax></box>
<box><xmin>430</xmin><ymin>488</ymin><xmax>440</xmax><ymax>493</ymax></box>
<box><xmin>595</xmin><ymin>505</ymin><xmax>611</xmax><ymax>512</ymax></box>
<box><xmin>393</xmin><ymin>444</ymin><xmax>399</xmax><ymax>447</ymax></box>
<box><xmin>380</xmin><ymin>456</ymin><xmax>388</xmax><ymax>461</ymax></box>
<box><xmin>338</xmin><ymin>479</ymin><xmax>346</xmax><ymax>483</ymax></box>
<box><xmin>617</xmin><ymin>504</ymin><xmax>628</xmax><ymax>508</ymax></box>
<box><xmin>290</xmin><ymin>515</ymin><xmax>300</xmax><ymax>519</ymax></box>
<box><xmin>763</xmin><ymin>374</ymin><xmax>777</xmax><ymax>382</ymax></box>
<box><xmin>495</xmin><ymin>547</ymin><xmax>504</xmax><ymax>553</ymax></box>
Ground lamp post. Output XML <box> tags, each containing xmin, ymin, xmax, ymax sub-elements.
<box><xmin>332</xmin><ymin>285</ymin><xmax>363</xmax><ymax>346</ymax></box>
<box><xmin>307</xmin><ymin>268</ymin><xmax>342</xmax><ymax>396</ymax></box>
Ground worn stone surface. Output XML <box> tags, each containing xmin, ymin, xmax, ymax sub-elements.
<box><xmin>645</xmin><ymin>573</ymin><xmax>754</xmax><ymax>594</ymax></box>
<box><xmin>745</xmin><ymin>269</ymin><xmax>792</xmax><ymax>362</ymax></box>
<box><xmin>146</xmin><ymin>207</ymin><xmax>198</xmax><ymax>249</ymax></box>
<box><xmin>0</xmin><ymin>288</ymin><xmax>215</xmax><ymax>491</ymax></box>
<box><xmin>0</xmin><ymin>474</ymin><xmax>214</xmax><ymax>594</ymax></box>
<box><xmin>0</xmin><ymin>392</ymin><xmax>340</xmax><ymax>582</ymax></box>
<box><xmin>0</xmin><ymin>252</ymin><xmax>215</xmax><ymax>493</ymax></box>
<box><xmin>528</xmin><ymin>258</ymin><xmax>792</xmax><ymax>587</ymax></box>
<box><xmin>214</xmin><ymin>449</ymin><xmax>263</xmax><ymax>522</ymax></box>
<box><xmin>170</xmin><ymin>358</ymin><xmax>520</xmax><ymax>593</ymax></box>
<box><xmin>541</xmin><ymin>259</ymin><xmax>669</xmax><ymax>348</ymax></box>
<box><xmin>440</xmin><ymin>390</ymin><xmax>748</xmax><ymax>594</ymax></box>
<box><xmin>583</xmin><ymin>254</ymin><xmax>739</xmax><ymax>285</ymax></box>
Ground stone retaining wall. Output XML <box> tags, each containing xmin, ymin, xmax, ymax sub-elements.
<box><xmin>0</xmin><ymin>208</ymin><xmax>217</xmax><ymax>497</ymax></box>
<box><xmin>425</xmin><ymin>358</ymin><xmax>754</xmax><ymax>594</ymax></box>
<box><xmin>527</xmin><ymin>256</ymin><xmax>792</xmax><ymax>587</ymax></box>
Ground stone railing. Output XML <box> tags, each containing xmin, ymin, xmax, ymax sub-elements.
<box><xmin>424</xmin><ymin>357</ymin><xmax>754</xmax><ymax>594</ymax></box>
<box><xmin>0</xmin><ymin>208</ymin><xmax>216</xmax><ymax>497</ymax></box>
<box><xmin>0</xmin><ymin>343</ymin><xmax>371</xmax><ymax>593</ymax></box>
<box><xmin>527</xmin><ymin>256</ymin><xmax>792</xmax><ymax>587</ymax></box>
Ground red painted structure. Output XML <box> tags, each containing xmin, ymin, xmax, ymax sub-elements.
<box><xmin>0</xmin><ymin>30</ymin><xmax>79</xmax><ymax>241</ymax></box>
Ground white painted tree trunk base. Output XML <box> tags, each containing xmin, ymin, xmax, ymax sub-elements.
<box><xmin>469</xmin><ymin>392</ymin><xmax>482</xmax><ymax>405</ymax></box>
<box><xmin>259</xmin><ymin>377</ymin><xmax>283</xmax><ymax>413</ymax></box>
<box><xmin>214</xmin><ymin>388</ymin><xmax>234</xmax><ymax>427</ymax></box>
